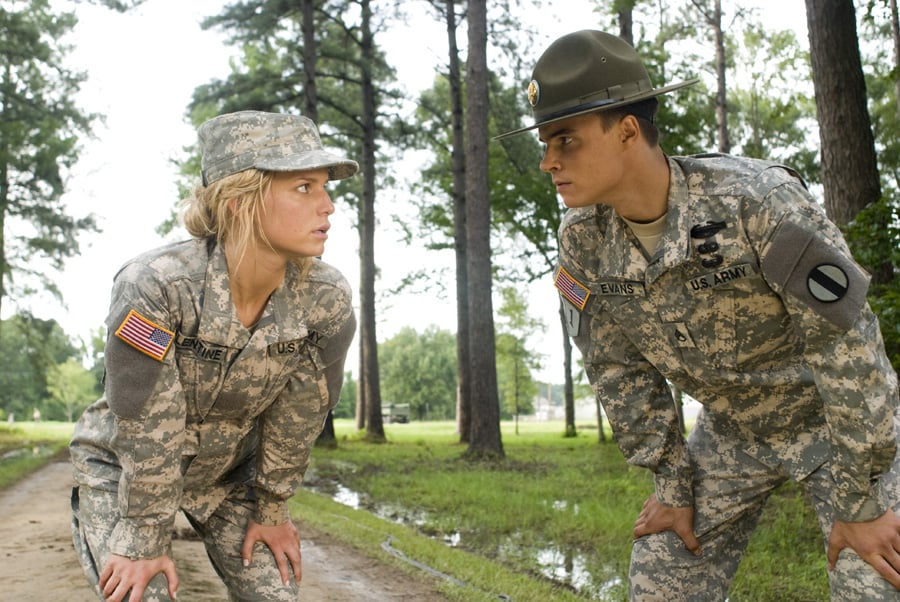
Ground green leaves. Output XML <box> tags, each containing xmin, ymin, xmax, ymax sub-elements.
<box><xmin>0</xmin><ymin>0</ymin><xmax>98</xmax><ymax>313</ymax></box>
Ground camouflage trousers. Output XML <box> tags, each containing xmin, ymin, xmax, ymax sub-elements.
<box><xmin>71</xmin><ymin>485</ymin><xmax>301</xmax><ymax>601</ymax></box>
<box><xmin>630</xmin><ymin>410</ymin><xmax>900</xmax><ymax>602</ymax></box>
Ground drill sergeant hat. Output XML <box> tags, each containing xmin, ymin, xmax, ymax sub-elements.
<box><xmin>198</xmin><ymin>110</ymin><xmax>359</xmax><ymax>186</ymax></box>
<box><xmin>495</xmin><ymin>30</ymin><xmax>699</xmax><ymax>140</ymax></box>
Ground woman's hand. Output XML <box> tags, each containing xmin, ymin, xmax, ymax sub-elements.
<box><xmin>632</xmin><ymin>493</ymin><xmax>702</xmax><ymax>556</ymax></box>
<box><xmin>241</xmin><ymin>518</ymin><xmax>303</xmax><ymax>585</ymax></box>
<box><xmin>99</xmin><ymin>553</ymin><xmax>179</xmax><ymax>601</ymax></box>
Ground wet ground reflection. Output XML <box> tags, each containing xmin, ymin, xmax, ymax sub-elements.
<box><xmin>303</xmin><ymin>476</ymin><xmax>625</xmax><ymax>600</ymax></box>
<box><xmin>0</xmin><ymin>444</ymin><xmax>56</xmax><ymax>463</ymax></box>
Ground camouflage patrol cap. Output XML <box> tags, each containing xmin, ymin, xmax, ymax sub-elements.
<box><xmin>198</xmin><ymin>110</ymin><xmax>359</xmax><ymax>186</ymax></box>
<box><xmin>495</xmin><ymin>30</ymin><xmax>699</xmax><ymax>140</ymax></box>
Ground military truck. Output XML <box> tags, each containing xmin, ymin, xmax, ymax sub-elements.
<box><xmin>382</xmin><ymin>402</ymin><xmax>410</xmax><ymax>424</ymax></box>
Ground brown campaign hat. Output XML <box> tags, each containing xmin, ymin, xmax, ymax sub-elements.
<box><xmin>495</xmin><ymin>30</ymin><xmax>699</xmax><ymax>140</ymax></box>
<box><xmin>198</xmin><ymin>110</ymin><xmax>359</xmax><ymax>186</ymax></box>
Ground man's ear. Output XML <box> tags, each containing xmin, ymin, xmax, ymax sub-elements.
<box><xmin>620</xmin><ymin>114</ymin><xmax>640</xmax><ymax>143</ymax></box>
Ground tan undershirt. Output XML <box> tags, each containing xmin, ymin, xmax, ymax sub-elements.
<box><xmin>622</xmin><ymin>213</ymin><xmax>668</xmax><ymax>256</ymax></box>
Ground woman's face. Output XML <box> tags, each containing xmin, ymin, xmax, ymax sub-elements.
<box><xmin>258</xmin><ymin>168</ymin><xmax>335</xmax><ymax>259</ymax></box>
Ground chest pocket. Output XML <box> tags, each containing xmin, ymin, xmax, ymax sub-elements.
<box><xmin>176</xmin><ymin>335</ymin><xmax>308</xmax><ymax>421</ymax></box>
<box><xmin>215</xmin><ymin>337</ymin><xmax>313</xmax><ymax>417</ymax></box>
<box><xmin>175</xmin><ymin>336</ymin><xmax>230</xmax><ymax>420</ymax></box>
<box><xmin>665</xmin><ymin>264</ymin><xmax>794</xmax><ymax>369</ymax></box>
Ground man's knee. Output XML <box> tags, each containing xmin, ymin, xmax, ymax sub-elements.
<box><xmin>630</xmin><ymin>532</ymin><xmax>730</xmax><ymax>602</ymax></box>
<box><xmin>829</xmin><ymin>548</ymin><xmax>900</xmax><ymax>602</ymax></box>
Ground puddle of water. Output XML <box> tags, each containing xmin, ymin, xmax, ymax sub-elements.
<box><xmin>304</xmin><ymin>477</ymin><xmax>626</xmax><ymax>599</ymax></box>
<box><xmin>333</xmin><ymin>483</ymin><xmax>360</xmax><ymax>508</ymax></box>
<box><xmin>493</xmin><ymin>531</ymin><xmax>624</xmax><ymax>599</ymax></box>
<box><xmin>547</xmin><ymin>498</ymin><xmax>580</xmax><ymax>514</ymax></box>
<box><xmin>304</xmin><ymin>475</ymin><xmax>428</xmax><ymax>527</ymax></box>
<box><xmin>534</xmin><ymin>544</ymin><xmax>623</xmax><ymax>600</ymax></box>
<box><xmin>0</xmin><ymin>444</ymin><xmax>55</xmax><ymax>463</ymax></box>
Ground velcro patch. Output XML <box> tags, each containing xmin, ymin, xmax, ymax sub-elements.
<box><xmin>761</xmin><ymin>220</ymin><xmax>869</xmax><ymax>330</ymax></box>
<box><xmin>555</xmin><ymin>267</ymin><xmax>590</xmax><ymax>311</ymax></box>
<box><xmin>115</xmin><ymin>309</ymin><xmax>175</xmax><ymax>361</ymax></box>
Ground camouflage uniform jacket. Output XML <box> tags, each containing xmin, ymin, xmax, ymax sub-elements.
<box><xmin>557</xmin><ymin>154</ymin><xmax>898</xmax><ymax>523</ymax></box>
<box><xmin>70</xmin><ymin>238</ymin><xmax>355</xmax><ymax>559</ymax></box>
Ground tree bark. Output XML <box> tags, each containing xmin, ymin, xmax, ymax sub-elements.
<box><xmin>464</xmin><ymin>0</ymin><xmax>503</xmax><ymax>459</ymax></box>
<box><xmin>712</xmin><ymin>0</ymin><xmax>729</xmax><ymax>153</ymax></box>
<box><xmin>891</xmin><ymin>0</ymin><xmax>900</xmax><ymax>118</ymax></box>
<box><xmin>356</xmin><ymin>342</ymin><xmax>366</xmax><ymax>430</ymax></box>
<box><xmin>358</xmin><ymin>0</ymin><xmax>385</xmax><ymax>441</ymax></box>
<box><xmin>300</xmin><ymin>0</ymin><xmax>338</xmax><ymax>448</ymax></box>
<box><xmin>558</xmin><ymin>302</ymin><xmax>578</xmax><ymax>438</ymax></box>
<box><xmin>442</xmin><ymin>0</ymin><xmax>472</xmax><ymax>443</ymax></box>
<box><xmin>300</xmin><ymin>0</ymin><xmax>318</xmax><ymax>123</ymax></box>
<box><xmin>805</xmin><ymin>0</ymin><xmax>881</xmax><ymax>225</ymax></box>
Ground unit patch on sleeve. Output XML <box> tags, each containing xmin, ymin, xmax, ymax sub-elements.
<box><xmin>115</xmin><ymin>309</ymin><xmax>175</xmax><ymax>361</ymax></box>
<box><xmin>761</xmin><ymin>220</ymin><xmax>869</xmax><ymax>330</ymax></box>
<box><xmin>807</xmin><ymin>264</ymin><xmax>848</xmax><ymax>303</ymax></box>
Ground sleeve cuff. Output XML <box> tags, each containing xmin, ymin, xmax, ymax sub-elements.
<box><xmin>653</xmin><ymin>473</ymin><xmax>694</xmax><ymax>508</ymax></box>
<box><xmin>833</xmin><ymin>480</ymin><xmax>890</xmax><ymax>523</ymax></box>
<box><xmin>109</xmin><ymin>520</ymin><xmax>173</xmax><ymax>559</ymax></box>
<box><xmin>254</xmin><ymin>491</ymin><xmax>291</xmax><ymax>525</ymax></box>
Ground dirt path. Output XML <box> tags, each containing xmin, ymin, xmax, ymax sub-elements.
<box><xmin>0</xmin><ymin>458</ymin><xmax>448</xmax><ymax>601</ymax></box>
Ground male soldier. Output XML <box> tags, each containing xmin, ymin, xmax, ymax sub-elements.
<box><xmin>497</xmin><ymin>30</ymin><xmax>900</xmax><ymax>600</ymax></box>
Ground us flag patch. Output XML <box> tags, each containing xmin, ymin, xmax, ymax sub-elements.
<box><xmin>554</xmin><ymin>267</ymin><xmax>590</xmax><ymax>311</ymax></box>
<box><xmin>115</xmin><ymin>309</ymin><xmax>175</xmax><ymax>361</ymax></box>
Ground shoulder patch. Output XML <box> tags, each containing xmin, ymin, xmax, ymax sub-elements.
<box><xmin>115</xmin><ymin>309</ymin><xmax>175</xmax><ymax>361</ymax></box>
<box><xmin>555</xmin><ymin>267</ymin><xmax>591</xmax><ymax>311</ymax></box>
<box><xmin>105</xmin><ymin>335</ymin><xmax>166</xmax><ymax>420</ymax></box>
<box><xmin>761</xmin><ymin>220</ymin><xmax>869</xmax><ymax>330</ymax></box>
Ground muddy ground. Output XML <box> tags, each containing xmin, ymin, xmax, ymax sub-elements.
<box><xmin>0</xmin><ymin>458</ymin><xmax>449</xmax><ymax>601</ymax></box>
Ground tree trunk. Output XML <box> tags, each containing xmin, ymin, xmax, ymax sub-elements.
<box><xmin>891</xmin><ymin>0</ymin><xmax>900</xmax><ymax>118</ymax></box>
<box><xmin>359</xmin><ymin>0</ymin><xmax>385</xmax><ymax>441</ymax></box>
<box><xmin>618</xmin><ymin>5</ymin><xmax>634</xmax><ymax>46</ymax></box>
<box><xmin>805</xmin><ymin>0</ymin><xmax>881</xmax><ymax>226</ymax></box>
<box><xmin>712</xmin><ymin>0</ymin><xmax>729</xmax><ymax>153</ymax></box>
<box><xmin>671</xmin><ymin>383</ymin><xmax>686</xmax><ymax>435</ymax></box>
<box><xmin>356</xmin><ymin>342</ymin><xmax>366</xmax><ymax>430</ymax></box>
<box><xmin>300</xmin><ymin>0</ymin><xmax>338</xmax><ymax>448</ymax></box>
<box><xmin>464</xmin><ymin>0</ymin><xmax>503</xmax><ymax>459</ymax></box>
<box><xmin>300</xmin><ymin>0</ymin><xmax>318</xmax><ymax>123</ymax></box>
<box><xmin>443</xmin><ymin>0</ymin><xmax>472</xmax><ymax>443</ymax></box>
<box><xmin>559</xmin><ymin>302</ymin><xmax>578</xmax><ymax>438</ymax></box>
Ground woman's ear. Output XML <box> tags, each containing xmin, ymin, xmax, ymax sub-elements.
<box><xmin>227</xmin><ymin>197</ymin><xmax>240</xmax><ymax>214</ymax></box>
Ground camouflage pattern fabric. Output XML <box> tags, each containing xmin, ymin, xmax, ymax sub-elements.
<box><xmin>556</xmin><ymin>154</ymin><xmax>900</xmax><ymax>599</ymax></box>
<box><xmin>198</xmin><ymin>110</ymin><xmax>359</xmax><ymax>185</ymax></box>
<box><xmin>72</xmin><ymin>485</ymin><xmax>302</xmax><ymax>601</ymax></box>
<box><xmin>629</xmin><ymin>409</ymin><xmax>900</xmax><ymax>600</ymax></box>
<box><xmin>70</xmin><ymin>239</ymin><xmax>354</xmax><ymax>592</ymax></box>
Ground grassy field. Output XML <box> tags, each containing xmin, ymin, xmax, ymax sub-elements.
<box><xmin>301</xmin><ymin>419</ymin><xmax>830</xmax><ymax>602</ymax></box>
<box><xmin>0</xmin><ymin>421</ymin><xmax>72</xmax><ymax>488</ymax></box>
<box><xmin>0</xmin><ymin>419</ymin><xmax>830</xmax><ymax>601</ymax></box>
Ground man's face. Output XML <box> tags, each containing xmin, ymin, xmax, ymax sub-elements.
<box><xmin>538</xmin><ymin>112</ymin><xmax>626</xmax><ymax>209</ymax></box>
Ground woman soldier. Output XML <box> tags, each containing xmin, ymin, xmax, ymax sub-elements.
<box><xmin>70</xmin><ymin>110</ymin><xmax>358</xmax><ymax>602</ymax></box>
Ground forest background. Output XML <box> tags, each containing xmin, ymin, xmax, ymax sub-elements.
<box><xmin>0</xmin><ymin>0</ymin><xmax>898</xmax><ymax>456</ymax></box>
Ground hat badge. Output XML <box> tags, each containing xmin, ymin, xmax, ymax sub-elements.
<box><xmin>527</xmin><ymin>80</ymin><xmax>540</xmax><ymax>107</ymax></box>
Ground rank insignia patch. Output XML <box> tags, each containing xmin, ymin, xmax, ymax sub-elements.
<box><xmin>115</xmin><ymin>309</ymin><xmax>175</xmax><ymax>361</ymax></box>
<box><xmin>555</xmin><ymin>267</ymin><xmax>590</xmax><ymax>311</ymax></box>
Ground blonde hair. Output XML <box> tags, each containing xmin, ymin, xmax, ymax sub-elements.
<box><xmin>181</xmin><ymin>168</ymin><xmax>312</xmax><ymax>274</ymax></box>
